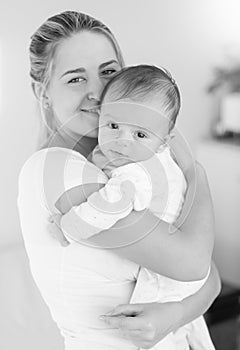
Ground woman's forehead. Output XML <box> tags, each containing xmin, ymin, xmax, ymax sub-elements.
<box><xmin>53</xmin><ymin>31</ymin><xmax>119</xmax><ymax>74</ymax></box>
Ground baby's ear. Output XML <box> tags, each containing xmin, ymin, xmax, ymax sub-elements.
<box><xmin>162</xmin><ymin>135</ymin><xmax>170</xmax><ymax>145</ymax></box>
<box><xmin>157</xmin><ymin>141</ymin><xmax>168</xmax><ymax>153</ymax></box>
<box><xmin>166</xmin><ymin>131</ymin><xmax>176</xmax><ymax>143</ymax></box>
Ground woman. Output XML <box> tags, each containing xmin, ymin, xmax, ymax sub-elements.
<box><xmin>18</xmin><ymin>11</ymin><xmax>220</xmax><ymax>349</ymax></box>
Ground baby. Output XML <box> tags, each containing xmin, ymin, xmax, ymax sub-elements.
<box><xmin>61</xmin><ymin>65</ymin><xmax>186</xmax><ymax>240</ymax></box>
<box><xmin>57</xmin><ymin>65</ymin><xmax>215</xmax><ymax>350</ymax></box>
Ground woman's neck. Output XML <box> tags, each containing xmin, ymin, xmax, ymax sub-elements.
<box><xmin>40</xmin><ymin>129</ymin><xmax>98</xmax><ymax>158</ymax></box>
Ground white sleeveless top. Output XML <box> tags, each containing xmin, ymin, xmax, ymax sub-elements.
<box><xmin>17</xmin><ymin>147</ymin><xmax>140</xmax><ymax>350</ymax></box>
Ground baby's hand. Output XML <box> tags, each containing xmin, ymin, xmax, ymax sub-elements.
<box><xmin>47</xmin><ymin>214</ymin><xmax>70</xmax><ymax>247</ymax></box>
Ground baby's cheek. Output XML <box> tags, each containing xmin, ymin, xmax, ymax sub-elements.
<box><xmin>134</xmin><ymin>143</ymin><xmax>156</xmax><ymax>161</ymax></box>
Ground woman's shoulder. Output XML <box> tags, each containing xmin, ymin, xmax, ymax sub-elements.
<box><xmin>18</xmin><ymin>146</ymin><xmax>108</xmax><ymax>216</ymax></box>
<box><xmin>23</xmin><ymin>146</ymin><xmax>86</xmax><ymax>166</ymax></box>
<box><xmin>19</xmin><ymin>147</ymin><xmax>87</xmax><ymax>177</ymax></box>
<box><xmin>18</xmin><ymin>146</ymin><xmax>108</xmax><ymax>192</ymax></box>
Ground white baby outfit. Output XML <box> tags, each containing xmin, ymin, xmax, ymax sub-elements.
<box><xmin>60</xmin><ymin>145</ymin><xmax>215</xmax><ymax>350</ymax></box>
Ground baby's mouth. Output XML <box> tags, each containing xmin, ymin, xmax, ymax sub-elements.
<box><xmin>110</xmin><ymin>150</ymin><xmax>129</xmax><ymax>158</ymax></box>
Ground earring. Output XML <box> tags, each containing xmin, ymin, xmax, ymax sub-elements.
<box><xmin>43</xmin><ymin>100</ymin><xmax>50</xmax><ymax>109</ymax></box>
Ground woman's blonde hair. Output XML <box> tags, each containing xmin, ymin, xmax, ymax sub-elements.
<box><xmin>29</xmin><ymin>10</ymin><xmax>125</xmax><ymax>148</ymax></box>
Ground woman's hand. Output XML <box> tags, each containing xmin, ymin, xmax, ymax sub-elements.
<box><xmin>100</xmin><ymin>262</ymin><xmax>220</xmax><ymax>348</ymax></box>
<box><xmin>47</xmin><ymin>214</ymin><xmax>70</xmax><ymax>246</ymax></box>
<box><xmin>100</xmin><ymin>302</ymin><xmax>183</xmax><ymax>349</ymax></box>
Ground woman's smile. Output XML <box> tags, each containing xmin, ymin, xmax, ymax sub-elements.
<box><xmin>80</xmin><ymin>107</ymin><xmax>100</xmax><ymax>116</ymax></box>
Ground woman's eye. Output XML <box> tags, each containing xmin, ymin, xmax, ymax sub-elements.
<box><xmin>101</xmin><ymin>69</ymin><xmax>117</xmax><ymax>77</ymax></box>
<box><xmin>136</xmin><ymin>131</ymin><xmax>147</xmax><ymax>139</ymax></box>
<box><xmin>108</xmin><ymin>122</ymin><xmax>119</xmax><ymax>129</ymax></box>
<box><xmin>68</xmin><ymin>77</ymin><xmax>85</xmax><ymax>84</ymax></box>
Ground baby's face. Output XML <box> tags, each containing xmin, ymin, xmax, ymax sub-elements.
<box><xmin>98</xmin><ymin>98</ymin><xmax>170</xmax><ymax>166</ymax></box>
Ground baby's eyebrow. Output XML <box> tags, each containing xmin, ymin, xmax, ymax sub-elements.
<box><xmin>101</xmin><ymin>113</ymin><xmax>157</xmax><ymax>133</ymax></box>
<box><xmin>132</xmin><ymin>125</ymin><xmax>154</xmax><ymax>134</ymax></box>
<box><xmin>101</xmin><ymin>113</ymin><xmax>117</xmax><ymax>120</ymax></box>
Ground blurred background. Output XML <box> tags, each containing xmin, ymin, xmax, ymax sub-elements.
<box><xmin>0</xmin><ymin>0</ymin><xmax>240</xmax><ymax>349</ymax></box>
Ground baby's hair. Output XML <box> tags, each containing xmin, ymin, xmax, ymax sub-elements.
<box><xmin>100</xmin><ymin>65</ymin><xmax>181</xmax><ymax>130</ymax></box>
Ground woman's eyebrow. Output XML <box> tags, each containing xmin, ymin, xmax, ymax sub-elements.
<box><xmin>99</xmin><ymin>60</ymin><xmax>119</xmax><ymax>69</ymax></box>
<box><xmin>60</xmin><ymin>61</ymin><xmax>118</xmax><ymax>78</ymax></box>
<box><xmin>60</xmin><ymin>67</ymin><xmax>85</xmax><ymax>78</ymax></box>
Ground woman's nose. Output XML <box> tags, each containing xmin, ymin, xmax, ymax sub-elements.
<box><xmin>87</xmin><ymin>78</ymin><xmax>104</xmax><ymax>102</ymax></box>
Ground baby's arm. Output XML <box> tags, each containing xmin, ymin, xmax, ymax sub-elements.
<box><xmin>59</xmin><ymin>167</ymin><xmax>147</xmax><ymax>241</ymax></box>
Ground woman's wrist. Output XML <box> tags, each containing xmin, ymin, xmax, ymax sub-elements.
<box><xmin>173</xmin><ymin>262</ymin><xmax>221</xmax><ymax>329</ymax></box>
<box><xmin>156</xmin><ymin>301</ymin><xmax>184</xmax><ymax>333</ymax></box>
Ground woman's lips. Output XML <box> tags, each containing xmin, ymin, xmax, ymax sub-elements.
<box><xmin>81</xmin><ymin>108</ymin><xmax>99</xmax><ymax>115</ymax></box>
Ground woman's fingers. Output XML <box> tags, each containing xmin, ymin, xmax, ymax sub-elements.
<box><xmin>100</xmin><ymin>302</ymin><xmax>182</xmax><ymax>348</ymax></box>
<box><xmin>100</xmin><ymin>313</ymin><xmax>156</xmax><ymax>349</ymax></box>
<box><xmin>100</xmin><ymin>314</ymin><xmax>147</xmax><ymax>331</ymax></box>
<box><xmin>104</xmin><ymin>303</ymin><xmax>143</xmax><ymax>317</ymax></box>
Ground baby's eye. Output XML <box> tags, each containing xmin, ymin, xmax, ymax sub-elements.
<box><xmin>68</xmin><ymin>77</ymin><xmax>86</xmax><ymax>84</ymax></box>
<box><xmin>108</xmin><ymin>122</ymin><xmax>119</xmax><ymax>129</ymax></box>
<box><xmin>136</xmin><ymin>131</ymin><xmax>147</xmax><ymax>139</ymax></box>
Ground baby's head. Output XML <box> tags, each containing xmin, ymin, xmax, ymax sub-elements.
<box><xmin>98</xmin><ymin>65</ymin><xmax>181</xmax><ymax>166</ymax></box>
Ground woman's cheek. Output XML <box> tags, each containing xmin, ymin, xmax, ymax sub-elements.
<box><xmin>52</xmin><ymin>103</ymin><xmax>70</xmax><ymax>127</ymax></box>
<box><xmin>60</xmin><ymin>97</ymin><xmax>79</xmax><ymax>124</ymax></box>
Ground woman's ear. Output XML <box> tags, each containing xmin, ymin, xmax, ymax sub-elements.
<box><xmin>32</xmin><ymin>81</ymin><xmax>51</xmax><ymax>108</ymax></box>
<box><xmin>31</xmin><ymin>81</ymin><xmax>42</xmax><ymax>100</ymax></box>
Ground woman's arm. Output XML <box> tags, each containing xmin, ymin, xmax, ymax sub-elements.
<box><xmin>88</xmin><ymin>132</ymin><xmax>215</xmax><ymax>280</ymax></box>
<box><xmin>55</xmin><ymin>161</ymin><xmax>214</xmax><ymax>281</ymax></box>
<box><xmin>100</xmin><ymin>261</ymin><xmax>221</xmax><ymax>349</ymax></box>
<box><xmin>178</xmin><ymin>260</ymin><xmax>221</xmax><ymax>326</ymax></box>
<box><xmin>90</xmin><ymin>162</ymin><xmax>213</xmax><ymax>279</ymax></box>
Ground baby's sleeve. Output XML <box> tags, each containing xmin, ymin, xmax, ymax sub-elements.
<box><xmin>60</xmin><ymin>172</ymin><xmax>136</xmax><ymax>241</ymax></box>
<box><xmin>111</xmin><ymin>162</ymin><xmax>153</xmax><ymax>211</ymax></box>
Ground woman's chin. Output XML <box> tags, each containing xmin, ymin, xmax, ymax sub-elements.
<box><xmin>67</xmin><ymin>125</ymin><xmax>98</xmax><ymax>139</ymax></box>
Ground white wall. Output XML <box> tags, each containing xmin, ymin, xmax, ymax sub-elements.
<box><xmin>1</xmin><ymin>1</ymin><xmax>240</xmax><ymax>349</ymax></box>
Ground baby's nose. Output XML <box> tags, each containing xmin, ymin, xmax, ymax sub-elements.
<box><xmin>116</xmin><ymin>136</ymin><xmax>132</xmax><ymax>148</ymax></box>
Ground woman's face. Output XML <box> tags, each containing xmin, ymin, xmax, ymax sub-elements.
<box><xmin>45</xmin><ymin>31</ymin><xmax>121</xmax><ymax>139</ymax></box>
